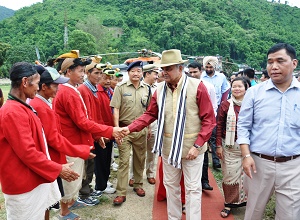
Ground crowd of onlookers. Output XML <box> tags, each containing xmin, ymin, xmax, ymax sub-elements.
<box><xmin>1</xmin><ymin>42</ymin><xmax>300</xmax><ymax>220</ymax></box>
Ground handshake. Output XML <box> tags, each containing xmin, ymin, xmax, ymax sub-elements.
<box><xmin>112</xmin><ymin>127</ymin><xmax>131</xmax><ymax>144</ymax></box>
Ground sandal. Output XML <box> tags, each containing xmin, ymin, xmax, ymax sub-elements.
<box><xmin>57</xmin><ymin>211</ymin><xmax>80</xmax><ymax>220</ymax></box>
<box><xmin>68</xmin><ymin>200</ymin><xmax>87</xmax><ymax>210</ymax></box>
<box><xmin>220</xmin><ymin>208</ymin><xmax>231</xmax><ymax>218</ymax></box>
<box><xmin>182</xmin><ymin>204</ymin><xmax>186</xmax><ymax>215</ymax></box>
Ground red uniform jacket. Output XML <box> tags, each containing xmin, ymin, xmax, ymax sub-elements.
<box><xmin>0</xmin><ymin>100</ymin><xmax>62</xmax><ymax>195</ymax></box>
<box><xmin>53</xmin><ymin>84</ymin><xmax>113</xmax><ymax>145</ymax></box>
<box><xmin>97</xmin><ymin>85</ymin><xmax>114</xmax><ymax>126</ymax></box>
<box><xmin>30</xmin><ymin>97</ymin><xmax>90</xmax><ymax>164</ymax></box>
<box><xmin>78</xmin><ymin>84</ymin><xmax>104</xmax><ymax>140</ymax></box>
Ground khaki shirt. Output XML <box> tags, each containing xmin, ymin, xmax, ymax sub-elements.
<box><xmin>110</xmin><ymin>80</ymin><xmax>151</xmax><ymax>125</ymax></box>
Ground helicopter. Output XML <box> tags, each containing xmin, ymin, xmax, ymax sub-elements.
<box><xmin>89</xmin><ymin>48</ymin><xmax>162</xmax><ymax>71</ymax></box>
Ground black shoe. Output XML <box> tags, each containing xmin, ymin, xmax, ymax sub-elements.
<box><xmin>213</xmin><ymin>163</ymin><xmax>221</xmax><ymax>169</ymax></box>
<box><xmin>202</xmin><ymin>182</ymin><xmax>213</xmax><ymax>190</ymax></box>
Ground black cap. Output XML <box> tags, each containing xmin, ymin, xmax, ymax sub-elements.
<box><xmin>127</xmin><ymin>61</ymin><xmax>143</xmax><ymax>72</ymax></box>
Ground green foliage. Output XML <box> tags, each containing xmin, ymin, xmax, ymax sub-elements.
<box><xmin>0</xmin><ymin>0</ymin><xmax>300</xmax><ymax>77</ymax></box>
<box><xmin>0</xmin><ymin>42</ymin><xmax>11</xmax><ymax>66</ymax></box>
<box><xmin>68</xmin><ymin>30</ymin><xmax>97</xmax><ymax>56</ymax></box>
<box><xmin>0</xmin><ymin>6</ymin><xmax>14</xmax><ymax>21</ymax></box>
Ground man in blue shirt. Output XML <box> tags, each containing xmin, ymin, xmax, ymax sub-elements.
<box><xmin>202</xmin><ymin>56</ymin><xmax>230</xmax><ymax>169</ymax></box>
<box><xmin>243</xmin><ymin>68</ymin><xmax>257</xmax><ymax>86</ymax></box>
<box><xmin>237</xmin><ymin>43</ymin><xmax>300</xmax><ymax>220</ymax></box>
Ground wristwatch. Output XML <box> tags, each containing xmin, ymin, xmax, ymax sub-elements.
<box><xmin>243</xmin><ymin>154</ymin><xmax>251</xmax><ymax>160</ymax></box>
<box><xmin>193</xmin><ymin>144</ymin><xmax>201</xmax><ymax>149</ymax></box>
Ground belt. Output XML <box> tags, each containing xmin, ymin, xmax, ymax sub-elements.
<box><xmin>252</xmin><ymin>152</ymin><xmax>300</xmax><ymax>162</ymax></box>
<box><xmin>119</xmin><ymin>122</ymin><xmax>128</xmax><ymax>127</ymax></box>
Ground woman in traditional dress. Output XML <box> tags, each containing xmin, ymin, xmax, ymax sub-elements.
<box><xmin>216</xmin><ymin>77</ymin><xmax>250</xmax><ymax>218</ymax></box>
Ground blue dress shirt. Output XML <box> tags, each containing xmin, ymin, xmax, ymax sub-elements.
<box><xmin>202</xmin><ymin>71</ymin><xmax>230</xmax><ymax>105</ymax></box>
<box><xmin>237</xmin><ymin>78</ymin><xmax>300</xmax><ymax>157</ymax></box>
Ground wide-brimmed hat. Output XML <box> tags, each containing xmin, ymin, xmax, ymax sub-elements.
<box><xmin>155</xmin><ymin>49</ymin><xmax>188</xmax><ymax>68</ymax></box>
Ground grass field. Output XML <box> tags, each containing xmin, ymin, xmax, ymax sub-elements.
<box><xmin>0</xmin><ymin>84</ymin><xmax>10</xmax><ymax>102</ymax></box>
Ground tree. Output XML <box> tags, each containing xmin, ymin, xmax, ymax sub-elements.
<box><xmin>68</xmin><ymin>30</ymin><xmax>97</xmax><ymax>56</ymax></box>
<box><xmin>0</xmin><ymin>42</ymin><xmax>11</xmax><ymax>66</ymax></box>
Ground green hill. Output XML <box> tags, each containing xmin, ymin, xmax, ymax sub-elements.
<box><xmin>0</xmin><ymin>6</ymin><xmax>15</xmax><ymax>21</ymax></box>
<box><xmin>0</xmin><ymin>0</ymin><xmax>300</xmax><ymax>76</ymax></box>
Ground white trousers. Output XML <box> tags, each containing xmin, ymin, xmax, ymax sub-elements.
<box><xmin>61</xmin><ymin>156</ymin><xmax>85</xmax><ymax>202</ymax></box>
<box><xmin>162</xmin><ymin>153</ymin><xmax>204</xmax><ymax>220</ymax></box>
<box><xmin>5</xmin><ymin>181</ymin><xmax>60</xmax><ymax>220</ymax></box>
<box><xmin>244</xmin><ymin>154</ymin><xmax>300</xmax><ymax>220</ymax></box>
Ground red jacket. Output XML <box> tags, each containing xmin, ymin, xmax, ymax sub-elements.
<box><xmin>53</xmin><ymin>84</ymin><xmax>113</xmax><ymax>145</ymax></box>
<box><xmin>97</xmin><ymin>85</ymin><xmax>114</xmax><ymax>126</ymax></box>
<box><xmin>0</xmin><ymin>100</ymin><xmax>62</xmax><ymax>195</ymax></box>
<box><xmin>30</xmin><ymin>96</ymin><xmax>90</xmax><ymax>164</ymax></box>
<box><xmin>78</xmin><ymin>84</ymin><xmax>105</xmax><ymax>140</ymax></box>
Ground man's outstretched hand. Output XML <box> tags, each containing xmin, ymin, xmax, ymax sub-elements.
<box><xmin>122</xmin><ymin>127</ymin><xmax>130</xmax><ymax>136</ymax></box>
<box><xmin>112</xmin><ymin>127</ymin><xmax>125</xmax><ymax>140</ymax></box>
<box><xmin>59</xmin><ymin>162</ymin><xmax>80</xmax><ymax>182</ymax></box>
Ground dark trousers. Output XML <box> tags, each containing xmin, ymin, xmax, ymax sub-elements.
<box><xmin>94</xmin><ymin>141</ymin><xmax>113</xmax><ymax>191</ymax></box>
<box><xmin>201</xmin><ymin>150</ymin><xmax>209</xmax><ymax>184</ymax></box>
<box><xmin>209</xmin><ymin>126</ymin><xmax>220</xmax><ymax>165</ymax></box>
<box><xmin>79</xmin><ymin>158</ymin><xmax>94</xmax><ymax>199</ymax></box>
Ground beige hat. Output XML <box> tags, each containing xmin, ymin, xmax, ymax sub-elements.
<box><xmin>155</xmin><ymin>49</ymin><xmax>188</xmax><ymax>68</ymax></box>
<box><xmin>91</xmin><ymin>55</ymin><xmax>102</xmax><ymax>64</ymax></box>
<box><xmin>84</xmin><ymin>56</ymin><xmax>103</xmax><ymax>72</ymax></box>
<box><xmin>61</xmin><ymin>58</ymin><xmax>75</xmax><ymax>72</ymax></box>
<box><xmin>61</xmin><ymin>58</ymin><xmax>92</xmax><ymax>73</ymax></box>
<box><xmin>143</xmin><ymin>64</ymin><xmax>159</xmax><ymax>72</ymax></box>
<box><xmin>203</xmin><ymin>56</ymin><xmax>218</xmax><ymax>69</ymax></box>
<box><xmin>85</xmin><ymin>61</ymin><xmax>97</xmax><ymax>73</ymax></box>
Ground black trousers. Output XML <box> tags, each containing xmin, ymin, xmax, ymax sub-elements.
<box><xmin>201</xmin><ymin>150</ymin><xmax>209</xmax><ymax>184</ymax></box>
<box><xmin>94</xmin><ymin>141</ymin><xmax>113</xmax><ymax>191</ymax></box>
<box><xmin>208</xmin><ymin>126</ymin><xmax>220</xmax><ymax>165</ymax></box>
<box><xmin>79</xmin><ymin>158</ymin><xmax>94</xmax><ymax>199</ymax></box>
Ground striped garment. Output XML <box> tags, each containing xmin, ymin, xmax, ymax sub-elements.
<box><xmin>152</xmin><ymin>74</ymin><xmax>189</xmax><ymax>169</ymax></box>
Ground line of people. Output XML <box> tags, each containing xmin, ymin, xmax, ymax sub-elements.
<box><xmin>1</xmin><ymin>42</ymin><xmax>299</xmax><ymax>220</ymax></box>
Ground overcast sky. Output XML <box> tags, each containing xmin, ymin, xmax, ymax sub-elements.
<box><xmin>1</xmin><ymin>0</ymin><xmax>42</xmax><ymax>10</ymax></box>
<box><xmin>0</xmin><ymin>0</ymin><xmax>299</xmax><ymax>11</ymax></box>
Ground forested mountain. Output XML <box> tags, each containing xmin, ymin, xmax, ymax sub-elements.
<box><xmin>0</xmin><ymin>6</ymin><xmax>15</xmax><ymax>21</ymax></box>
<box><xmin>0</xmin><ymin>0</ymin><xmax>300</xmax><ymax>77</ymax></box>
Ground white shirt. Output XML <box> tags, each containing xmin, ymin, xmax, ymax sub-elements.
<box><xmin>202</xmin><ymin>80</ymin><xmax>218</xmax><ymax>116</ymax></box>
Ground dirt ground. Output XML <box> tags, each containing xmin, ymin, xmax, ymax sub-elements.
<box><xmin>49</xmin><ymin>152</ymin><xmax>246</xmax><ymax>220</ymax></box>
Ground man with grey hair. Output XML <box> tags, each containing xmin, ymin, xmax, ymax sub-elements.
<box><xmin>123</xmin><ymin>49</ymin><xmax>216</xmax><ymax>220</ymax></box>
